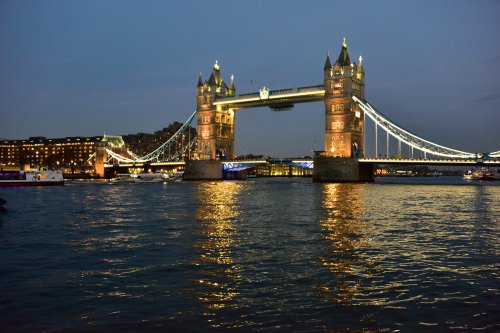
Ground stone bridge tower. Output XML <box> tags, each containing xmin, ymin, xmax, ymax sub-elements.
<box><xmin>323</xmin><ymin>38</ymin><xmax>365</xmax><ymax>157</ymax></box>
<box><xmin>196</xmin><ymin>61</ymin><xmax>236</xmax><ymax>160</ymax></box>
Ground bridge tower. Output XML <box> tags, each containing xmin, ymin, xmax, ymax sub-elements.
<box><xmin>196</xmin><ymin>61</ymin><xmax>236</xmax><ymax>160</ymax></box>
<box><xmin>324</xmin><ymin>38</ymin><xmax>365</xmax><ymax>157</ymax></box>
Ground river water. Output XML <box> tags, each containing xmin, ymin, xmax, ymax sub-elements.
<box><xmin>0</xmin><ymin>177</ymin><xmax>498</xmax><ymax>332</ymax></box>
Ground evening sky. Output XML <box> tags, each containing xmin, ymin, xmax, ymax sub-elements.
<box><xmin>1</xmin><ymin>0</ymin><xmax>499</xmax><ymax>157</ymax></box>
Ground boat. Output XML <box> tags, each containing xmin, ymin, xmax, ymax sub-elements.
<box><xmin>463</xmin><ymin>170</ymin><xmax>473</xmax><ymax>180</ymax></box>
<box><xmin>0</xmin><ymin>170</ymin><xmax>64</xmax><ymax>187</ymax></box>
<box><xmin>109</xmin><ymin>172</ymin><xmax>178</xmax><ymax>183</ymax></box>
<box><xmin>464</xmin><ymin>168</ymin><xmax>500</xmax><ymax>181</ymax></box>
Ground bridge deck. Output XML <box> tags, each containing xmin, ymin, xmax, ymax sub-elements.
<box><xmin>359</xmin><ymin>158</ymin><xmax>500</xmax><ymax>166</ymax></box>
<box><xmin>105</xmin><ymin>158</ymin><xmax>500</xmax><ymax>169</ymax></box>
<box><xmin>104</xmin><ymin>161</ymin><xmax>186</xmax><ymax>168</ymax></box>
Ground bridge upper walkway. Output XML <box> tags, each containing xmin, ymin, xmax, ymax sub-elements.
<box><xmin>214</xmin><ymin>85</ymin><xmax>325</xmax><ymax>109</ymax></box>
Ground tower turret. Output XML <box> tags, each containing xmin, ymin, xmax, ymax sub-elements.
<box><xmin>324</xmin><ymin>50</ymin><xmax>333</xmax><ymax>79</ymax></box>
<box><xmin>335</xmin><ymin>37</ymin><xmax>351</xmax><ymax>68</ymax></box>
<box><xmin>228</xmin><ymin>74</ymin><xmax>236</xmax><ymax>97</ymax></box>
<box><xmin>208</xmin><ymin>60</ymin><xmax>231</xmax><ymax>95</ymax></box>
<box><xmin>197</xmin><ymin>72</ymin><xmax>203</xmax><ymax>94</ymax></box>
<box><xmin>357</xmin><ymin>55</ymin><xmax>365</xmax><ymax>82</ymax></box>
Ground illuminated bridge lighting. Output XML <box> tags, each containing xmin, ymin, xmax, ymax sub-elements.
<box><xmin>222</xmin><ymin>160</ymin><xmax>267</xmax><ymax>172</ymax></box>
<box><xmin>291</xmin><ymin>160</ymin><xmax>314</xmax><ymax>169</ymax></box>
<box><xmin>353</xmin><ymin>96</ymin><xmax>477</xmax><ymax>159</ymax></box>
<box><xmin>103</xmin><ymin>91</ymin><xmax>499</xmax><ymax>168</ymax></box>
<box><xmin>106</xmin><ymin>110</ymin><xmax>197</xmax><ymax>164</ymax></box>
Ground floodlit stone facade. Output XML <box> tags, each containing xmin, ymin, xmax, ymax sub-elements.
<box><xmin>324</xmin><ymin>38</ymin><xmax>365</xmax><ymax>157</ymax></box>
<box><xmin>196</xmin><ymin>61</ymin><xmax>236</xmax><ymax>160</ymax></box>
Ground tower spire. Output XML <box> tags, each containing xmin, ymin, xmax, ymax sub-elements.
<box><xmin>336</xmin><ymin>38</ymin><xmax>351</xmax><ymax>67</ymax></box>
<box><xmin>358</xmin><ymin>55</ymin><xmax>364</xmax><ymax>73</ymax></box>
<box><xmin>324</xmin><ymin>50</ymin><xmax>332</xmax><ymax>69</ymax></box>
<box><xmin>197</xmin><ymin>72</ymin><xmax>203</xmax><ymax>87</ymax></box>
<box><xmin>229</xmin><ymin>74</ymin><xmax>235</xmax><ymax>90</ymax></box>
<box><xmin>228</xmin><ymin>74</ymin><xmax>235</xmax><ymax>96</ymax></box>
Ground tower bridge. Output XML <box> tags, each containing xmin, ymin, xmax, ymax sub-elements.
<box><xmin>101</xmin><ymin>38</ymin><xmax>499</xmax><ymax>182</ymax></box>
<box><xmin>196</xmin><ymin>38</ymin><xmax>365</xmax><ymax>161</ymax></box>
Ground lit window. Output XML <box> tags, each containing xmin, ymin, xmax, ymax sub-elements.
<box><xmin>332</xmin><ymin>121</ymin><xmax>344</xmax><ymax>130</ymax></box>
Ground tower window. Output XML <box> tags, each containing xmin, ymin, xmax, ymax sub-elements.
<box><xmin>332</xmin><ymin>121</ymin><xmax>344</xmax><ymax>130</ymax></box>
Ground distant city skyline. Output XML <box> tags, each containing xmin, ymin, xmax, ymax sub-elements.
<box><xmin>1</xmin><ymin>0</ymin><xmax>499</xmax><ymax>157</ymax></box>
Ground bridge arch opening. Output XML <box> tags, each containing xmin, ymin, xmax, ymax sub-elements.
<box><xmin>232</xmin><ymin>105</ymin><xmax>324</xmax><ymax>158</ymax></box>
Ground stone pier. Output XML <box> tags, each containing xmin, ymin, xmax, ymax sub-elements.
<box><xmin>183</xmin><ymin>160</ymin><xmax>223</xmax><ymax>180</ymax></box>
<box><xmin>313</xmin><ymin>154</ymin><xmax>374</xmax><ymax>183</ymax></box>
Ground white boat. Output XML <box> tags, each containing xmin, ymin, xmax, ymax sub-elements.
<box><xmin>464</xmin><ymin>168</ymin><xmax>500</xmax><ymax>181</ymax></box>
<box><xmin>463</xmin><ymin>170</ymin><xmax>474</xmax><ymax>180</ymax></box>
<box><xmin>0</xmin><ymin>170</ymin><xmax>64</xmax><ymax>187</ymax></box>
<box><xmin>109</xmin><ymin>172</ymin><xmax>177</xmax><ymax>183</ymax></box>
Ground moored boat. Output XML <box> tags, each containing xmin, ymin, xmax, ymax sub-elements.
<box><xmin>463</xmin><ymin>170</ymin><xmax>474</xmax><ymax>180</ymax></box>
<box><xmin>109</xmin><ymin>172</ymin><xmax>178</xmax><ymax>183</ymax></box>
<box><xmin>0</xmin><ymin>170</ymin><xmax>64</xmax><ymax>187</ymax></box>
<box><xmin>464</xmin><ymin>168</ymin><xmax>500</xmax><ymax>181</ymax></box>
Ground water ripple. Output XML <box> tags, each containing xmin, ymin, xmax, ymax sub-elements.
<box><xmin>0</xmin><ymin>178</ymin><xmax>498</xmax><ymax>332</ymax></box>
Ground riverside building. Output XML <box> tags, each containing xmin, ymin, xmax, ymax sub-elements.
<box><xmin>0</xmin><ymin>136</ymin><xmax>104</xmax><ymax>173</ymax></box>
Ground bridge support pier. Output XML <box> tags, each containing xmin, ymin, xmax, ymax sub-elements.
<box><xmin>224</xmin><ymin>169</ymin><xmax>247</xmax><ymax>180</ymax></box>
<box><xmin>94</xmin><ymin>144</ymin><xmax>107</xmax><ymax>178</ymax></box>
<box><xmin>183</xmin><ymin>160</ymin><xmax>223</xmax><ymax>180</ymax></box>
<box><xmin>313</xmin><ymin>155</ymin><xmax>374</xmax><ymax>183</ymax></box>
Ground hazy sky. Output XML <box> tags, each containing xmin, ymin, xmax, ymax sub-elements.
<box><xmin>1</xmin><ymin>0</ymin><xmax>499</xmax><ymax>157</ymax></box>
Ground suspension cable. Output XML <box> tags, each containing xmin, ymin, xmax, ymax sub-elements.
<box><xmin>105</xmin><ymin>110</ymin><xmax>197</xmax><ymax>163</ymax></box>
<box><xmin>353</xmin><ymin>96</ymin><xmax>475</xmax><ymax>159</ymax></box>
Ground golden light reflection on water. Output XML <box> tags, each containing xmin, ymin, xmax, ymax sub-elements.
<box><xmin>190</xmin><ymin>181</ymin><xmax>244</xmax><ymax>313</ymax></box>
<box><xmin>317</xmin><ymin>183</ymin><xmax>376</xmax><ymax>304</ymax></box>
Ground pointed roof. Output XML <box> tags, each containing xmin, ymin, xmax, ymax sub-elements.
<box><xmin>324</xmin><ymin>50</ymin><xmax>332</xmax><ymax>69</ymax></box>
<box><xmin>197</xmin><ymin>73</ymin><xmax>203</xmax><ymax>87</ymax></box>
<box><xmin>358</xmin><ymin>55</ymin><xmax>365</xmax><ymax>74</ymax></box>
<box><xmin>208</xmin><ymin>71</ymin><xmax>216</xmax><ymax>85</ymax></box>
<box><xmin>336</xmin><ymin>37</ymin><xmax>351</xmax><ymax>67</ymax></box>
<box><xmin>229</xmin><ymin>74</ymin><xmax>235</xmax><ymax>91</ymax></box>
<box><xmin>208</xmin><ymin>60</ymin><xmax>224</xmax><ymax>86</ymax></box>
<box><xmin>102</xmin><ymin>134</ymin><xmax>125</xmax><ymax>148</ymax></box>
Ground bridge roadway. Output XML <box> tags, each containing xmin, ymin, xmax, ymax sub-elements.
<box><xmin>104</xmin><ymin>161</ymin><xmax>185</xmax><ymax>168</ymax></box>
<box><xmin>105</xmin><ymin>158</ymin><xmax>500</xmax><ymax>169</ymax></box>
<box><xmin>359</xmin><ymin>158</ymin><xmax>500</xmax><ymax>167</ymax></box>
<box><xmin>225</xmin><ymin>158</ymin><xmax>500</xmax><ymax>169</ymax></box>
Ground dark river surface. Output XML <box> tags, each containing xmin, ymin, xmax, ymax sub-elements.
<box><xmin>0</xmin><ymin>177</ymin><xmax>498</xmax><ymax>332</ymax></box>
